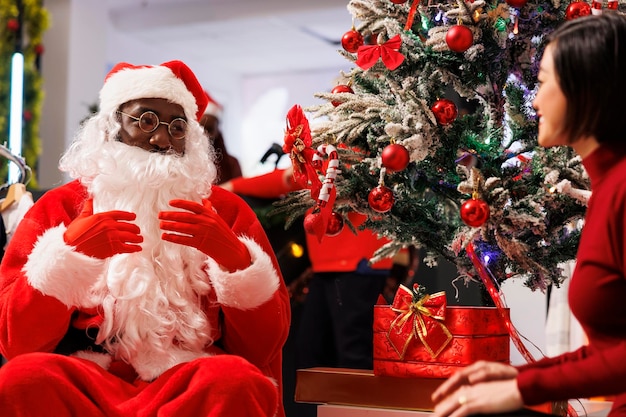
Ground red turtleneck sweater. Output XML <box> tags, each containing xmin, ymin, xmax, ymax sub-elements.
<box><xmin>516</xmin><ymin>146</ymin><xmax>626</xmax><ymax>415</ymax></box>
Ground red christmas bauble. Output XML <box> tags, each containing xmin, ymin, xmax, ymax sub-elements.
<box><xmin>331</xmin><ymin>84</ymin><xmax>354</xmax><ymax>107</ymax></box>
<box><xmin>381</xmin><ymin>143</ymin><xmax>410</xmax><ymax>172</ymax></box>
<box><xmin>23</xmin><ymin>110</ymin><xmax>32</xmax><ymax>122</ymax></box>
<box><xmin>368</xmin><ymin>186</ymin><xmax>395</xmax><ymax>213</ymax></box>
<box><xmin>341</xmin><ymin>29</ymin><xmax>364</xmax><ymax>53</ymax></box>
<box><xmin>506</xmin><ymin>0</ymin><xmax>528</xmax><ymax>8</ymax></box>
<box><xmin>303</xmin><ymin>211</ymin><xmax>324</xmax><ymax>236</ymax></box>
<box><xmin>6</xmin><ymin>19</ymin><xmax>19</xmax><ymax>32</ymax></box>
<box><xmin>431</xmin><ymin>99</ymin><xmax>458</xmax><ymax>126</ymax></box>
<box><xmin>460</xmin><ymin>198</ymin><xmax>490</xmax><ymax>227</ymax></box>
<box><xmin>390</xmin><ymin>0</ymin><xmax>409</xmax><ymax>3</ymax></box>
<box><xmin>565</xmin><ymin>1</ymin><xmax>592</xmax><ymax>19</ymax></box>
<box><xmin>445</xmin><ymin>25</ymin><xmax>473</xmax><ymax>53</ymax></box>
<box><xmin>326</xmin><ymin>212</ymin><xmax>345</xmax><ymax>236</ymax></box>
<box><xmin>34</xmin><ymin>44</ymin><xmax>45</xmax><ymax>55</ymax></box>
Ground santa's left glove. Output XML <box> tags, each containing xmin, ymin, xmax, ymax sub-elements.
<box><xmin>159</xmin><ymin>199</ymin><xmax>251</xmax><ymax>272</ymax></box>
<box><xmin>63</xmin><ymin>199</ymin><xmax>143</xmax><ymax>259</ymax></box>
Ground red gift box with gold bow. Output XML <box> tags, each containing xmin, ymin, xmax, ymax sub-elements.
<box><xmin>373</xmin><ymin>284</ymin><xmax>510</xmax><ymax>378</ymax></box>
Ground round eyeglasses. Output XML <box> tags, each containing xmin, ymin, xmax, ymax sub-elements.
<box><xmin>117</xmin><ymin>110</ymin><xmax>188</xmax><ymax>140</ymax></box>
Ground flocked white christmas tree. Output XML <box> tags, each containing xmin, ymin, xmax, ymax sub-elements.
<box><xmin>275</xmin><ymin>0</ymin><xmax>623</xmax><ymax>293</ymax></box>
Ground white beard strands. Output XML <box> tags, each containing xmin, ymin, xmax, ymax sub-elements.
<box><xmin>62</xmin><ymin>114</ymin><xmax>219</xmax><ymax>365</ymax></box>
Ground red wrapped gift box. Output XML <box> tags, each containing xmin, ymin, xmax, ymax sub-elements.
<box><xmin>373</xmin><ymin>285</ymin><xmax>510</xmax><ymax>378</ymax></box>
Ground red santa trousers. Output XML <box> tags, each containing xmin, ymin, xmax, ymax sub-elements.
<box><xmin>0</xmin><ymin>352</ymin><xmax>279</xmax><ymax>417</ymax></box>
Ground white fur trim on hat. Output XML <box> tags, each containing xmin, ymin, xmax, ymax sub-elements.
<box><xmin>100</xmin><ymin>64</ymin><xmax>198</xmax><ymax>122</ymax></box>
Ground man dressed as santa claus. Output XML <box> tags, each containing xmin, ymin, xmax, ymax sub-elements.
<box><xmin>0</xmin><ymin>60</ymin><xmax>290</xmax><ymax>417</ymax></box>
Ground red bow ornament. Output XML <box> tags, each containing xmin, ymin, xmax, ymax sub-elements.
<box><xmin>283</xmin><ymin>105</ymin><xmax>322</xmax><ymax>198</ymax></box>
<box><xmin>387</xmin><ymin>285</ymin><xmax>453</xmax><ymax>360</ymax></box>
<box><xmin>356</xmin><ymin>34</ymin><xmax>405</xmax><ymax>71</ymax></box>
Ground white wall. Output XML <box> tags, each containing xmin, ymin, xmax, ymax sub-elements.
<box><xmin>237</xmin><ymin>68</ymin><xmax>339</xmax><ymax>176</ymax></box>
<box><xmin>40</xmin><ymin>0</ymin><xmax>108</xmax><ymax>189</ymax></box>
<box><xmin>501</xmin><ymin>278</ymin><xmax>548</xmax><ymax>365</ymax></box>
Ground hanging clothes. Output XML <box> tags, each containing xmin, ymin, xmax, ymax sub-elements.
<box><xmin>1</xmin><ymin>188</ymin><xmax>34</xmax><ymax>251</ymax></box>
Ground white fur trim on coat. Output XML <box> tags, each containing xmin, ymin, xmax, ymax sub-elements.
<box><xmin>71</xmin><ymin>351</ymin><xmax>112</xmax><ymax>370</ymax></box>
<box><xmin>24</xmin><ymin>224</ymin><xmax>106</xmax><ymax>308</ymax></box>
<box><xmin>132</xmin><ymin>347</ymin><xmax>211</xmax><ymax>381</ymax></box>
<box><xmin>100</xmin><ymin>65</ymin><xmax>198</xmax><ymax>122</ymax></box>
<box><xmin>205</xmin><ymin>237</ymin><xmax>280</xmax><ymax>309</ymax></box>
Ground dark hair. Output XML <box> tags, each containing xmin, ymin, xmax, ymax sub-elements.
<box><xmin>547</xmin><ymin>13</ymin><xmax>626</xmax><ymax>146</ymax></box>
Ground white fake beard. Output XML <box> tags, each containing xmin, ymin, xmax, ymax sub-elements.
<box><xmin>86</xmin><ymin>140</ymin><xmax>217</xmax><ymax>364</ymax></box>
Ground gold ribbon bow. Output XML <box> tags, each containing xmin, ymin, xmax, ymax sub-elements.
<box><xmin>387</xmin><ymin>285</ymin><xmax>453</xmax><ymax>360</ymax></box>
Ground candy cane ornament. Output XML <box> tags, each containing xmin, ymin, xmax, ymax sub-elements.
<box><xmin>303</xmin><ymin>144</ymin><xmax>342</xmax><ymax>242</ymax></box>
<box><xmin>312</xmin><ymin>144</ymin><xmax>340</xmax><ymax>208</ymax></box>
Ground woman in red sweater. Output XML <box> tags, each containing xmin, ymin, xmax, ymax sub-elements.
<box><xmin>432</xmin><ymin>13</ymin><xmax>626</xmax><ymax>417</ymax></box>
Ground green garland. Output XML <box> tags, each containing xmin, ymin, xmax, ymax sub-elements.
<box><xmin>0</xmin><ymin>0</ymin><xmax>49</xmax><ymax>188</ymax></box>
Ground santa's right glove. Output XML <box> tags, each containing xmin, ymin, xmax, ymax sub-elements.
<box><xmin>63</xmin><ymin>199</ymin><xmax>143</xmax><ymax>259</ymax></box>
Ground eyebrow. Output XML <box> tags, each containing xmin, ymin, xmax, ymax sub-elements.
<box><xmin>133</xmin><ymin>106</ymin><xmax>187</xmax><ymax>121</ymax></box>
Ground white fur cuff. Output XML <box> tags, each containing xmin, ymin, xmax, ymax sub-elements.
<box><xmin>24</xmin><ymin>224</ymin><xmax>106</xmax><ymax>308</ymax></box>
<box><xmin>205</xmin><ymin>237</ymin><xmax>280</xmax><ymax>309</ymax></box>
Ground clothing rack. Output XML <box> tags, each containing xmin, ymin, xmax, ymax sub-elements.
<box><xmin>0</xmin><ymin>143</ymin><xmax>31</xmax><ymax>190</ymax></box>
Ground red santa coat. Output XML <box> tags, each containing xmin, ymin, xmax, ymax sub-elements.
<box><xmin>0</xmin><ymin>180</ymin><xmax>290</xmax><ymax>417</ymax></box>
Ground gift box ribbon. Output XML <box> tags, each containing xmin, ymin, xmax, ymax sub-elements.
<box><xmin>387</xmin><ymin>285</ymin><xmax>453</xmax><ymax>360</ymax></box>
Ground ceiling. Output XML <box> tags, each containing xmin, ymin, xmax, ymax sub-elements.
<box><xmin>104</xmin><ymin>0</ymin><xmax>353</xmax><ymax>76</ymax></box>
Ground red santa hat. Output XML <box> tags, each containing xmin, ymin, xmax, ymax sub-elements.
<box><xmin>99</xmin><ymin>60</ymin><xmax>208</xmax><ymax>122</ymax></box>
<box><xmin>203</xmin><ymin>90</ymin><xmax>223</xmax><ymax>119</ymax></box>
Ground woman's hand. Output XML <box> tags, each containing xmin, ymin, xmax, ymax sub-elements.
<box><xmin>432</xmin><ymin>378</ymin><xmax>523</xmax><ymax>417</ymax></box>
<box><xmin>432</xmin><ymin>360</ymin><xmax>519</xmax><ymax>403</ymax></box>
<box><xmin>431</xmin><ymin>361</ymin><xmax>522</xmax><ymax>417</ymax></box>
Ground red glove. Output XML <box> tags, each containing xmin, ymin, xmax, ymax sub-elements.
<box><xmin>63</xmin><ymin>199</ymin><xmax>143</xmax><ymax>259</ymax></box>
<box><xmin>158</xmin><ymin>199</ymin><xmax>251</xmax><ymax>272</ymax></box>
